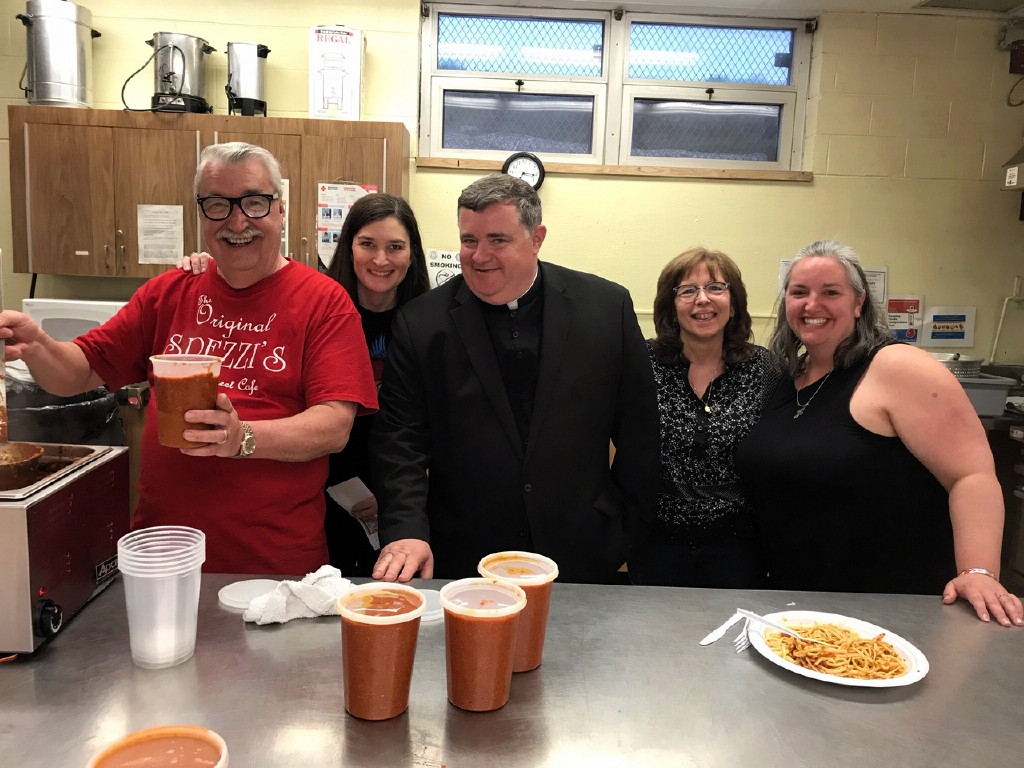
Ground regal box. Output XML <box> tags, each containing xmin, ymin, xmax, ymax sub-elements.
<box><xmin>309</xmin><ymin>25</ymin><xmax>364</xmax><ymax>120</ymax></box>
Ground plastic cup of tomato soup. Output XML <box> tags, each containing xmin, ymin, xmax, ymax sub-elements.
<box><xmin>149</xmin><ymin>354</ymin><xmax>222</xmax><ymax>448</ymax></box>
<box><xmin>439</xmin><ymin>577</ymin><xmax>527</xmax><ymax>712</ymax></box>
<box><xmin>86</xmin><ymin>724</ymin><xmax>228</xmax><ymax>768</ymax></box>
<box><xmin>478</xmin><ymin>551</ymin><xmax>559</xmax><ymax>672</ymax></box>
<box><xmin>336</xmin><ymin>582</ymin><xmax>426</xmax><ymax>720</ymax></box>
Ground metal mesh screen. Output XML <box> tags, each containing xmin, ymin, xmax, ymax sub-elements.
<box><xmin>629</xmin><ymin>24</ymin><xmax>794</xmax><ymax>86</ymax></box>
<box><xmin>631</xmin><ymin>99</ymin><xmax>781</xmax><ymax>161</ymax></box>
<box><xmin>442</xmin><ymin>91</ymin><xmax>594</xmax><ymax>154</ymax></box>
<box><xmin>437</xmin><ymin>14</ymin><xmax>604</xmax><ymax>77</ymax></box>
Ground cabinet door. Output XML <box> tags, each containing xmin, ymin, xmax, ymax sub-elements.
<box><xmin>113</xmin><ymin>128</ymin><xmax>201</xmax><ymax>278</ymax></box>
<box><xmin>210</xmin><ymin>131</ymin><xmax>303</xmax><ymax>261</ymax></box>
<box><xmin>300</xmin><ymin>136</ymin><xmax>388</xmax><ymax>268</ymax></box>
<box><xmin>24</xmin><ymin>123</ymin><xmax>116</xmax><ymax>275</ymax></box>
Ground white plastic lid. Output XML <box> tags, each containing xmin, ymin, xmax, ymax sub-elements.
<box><xmin>419</xmin><ymin>589</ymin><xmax>443</xmax><ymax>624</ymax></box>
<box><xmin>218</xmin><ymin>579</ymin><xmax>280</xmax><ymax>610</ymax></box>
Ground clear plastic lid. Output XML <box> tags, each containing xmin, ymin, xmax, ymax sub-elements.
<box><xmin>478</xmin><ymin>550</ymin><xmax>559</xmax><ymax>586</ymax></box>
<box><xmin>336</xmin><ymin>582</ymin><xmax>426</xmax><ymax>625</ymax></box>
<box><xmin>217</xmin><ymin>579</ymin><xmax>280</xmax><ymax>610</ymax></box>
<box><xmin>439</xmin><ymin>578</ymin><xmax>527</xmax><ymax>618</ymax></box>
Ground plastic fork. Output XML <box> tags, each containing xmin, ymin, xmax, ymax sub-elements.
<box><xmin>733</xmin><ymin>619</ymin><xmax>752</xmax><ymax>653</ymax></box>
<box><xmin>733</xmin><ymin>609</ymin><xmax>838</xmax><ymax>653</ymax></box>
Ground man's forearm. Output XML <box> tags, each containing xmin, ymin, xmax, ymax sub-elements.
<box><xmin>22</xmin><ymin>338</ymin><xmax>103</xmax><ymax>396</ymax></box>
<box><xmin>247</xmin><ymin>401</ymin><xmax>356</xmax><ymax>462</ymax></box>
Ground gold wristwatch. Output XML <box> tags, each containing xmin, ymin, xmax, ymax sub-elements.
<box><xmin>234</xmin><ymin>421</ymin><xmax>256</xmax><ymax>458</ymax></box>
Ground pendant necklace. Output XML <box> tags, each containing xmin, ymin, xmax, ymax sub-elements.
<box><xmin>690</xmin><ymin>361</ymin><xmax>721</xmax><ymax>413</ymax></box>
<box><xmin>793</xmin><ymin>369</ymin><xmax>833</xmax><ymax>419</ymax></box>
<box><xmin>698</xmin><ymin>378</ymin><xmax>714</xmax><ymax>413</ymax></box>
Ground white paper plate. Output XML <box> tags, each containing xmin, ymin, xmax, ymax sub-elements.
<box><xmin>747</xmin><ymin>610</ymin><xmax>929</xmax><ymax>688</ymax></box>
<box><xmin>218</xmin><ymin>579</ymin><xmax>280</xmax><ymax>610</ymax></box>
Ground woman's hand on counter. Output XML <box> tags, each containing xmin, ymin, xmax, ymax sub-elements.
<box><xmin>942</xmin><ymin>573</ymin><xmax>1024</xmax><ymax>626</ymax></box>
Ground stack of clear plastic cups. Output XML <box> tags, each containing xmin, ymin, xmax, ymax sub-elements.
<box><xmin>116</xmin><ymin>526</ymin><xmax>206</xmax><ymax>669</ymax></box>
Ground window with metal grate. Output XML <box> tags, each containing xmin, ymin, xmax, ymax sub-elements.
<box><xmin>420</xmin><ymin>6</ymin><xmax>812</xmax><ymax>172</ymax></box>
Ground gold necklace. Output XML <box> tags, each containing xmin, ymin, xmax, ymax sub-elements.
<box><xmin>700</xmin><ymin>378</ymin><xmax>714</xmax><ymax>413</ymax></box>
<box><xmin>690</xmin><ymin>366</ymin><xmax>719</xmax><ymax>413</ymax></box>
<box><xmin>793</xmin><ymin>369</ymin><xmax>833</xmax><ymax>419</ymax></box>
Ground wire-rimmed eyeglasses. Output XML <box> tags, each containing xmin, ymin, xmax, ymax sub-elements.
<box><xmin>196</xmin><ymin>193</ymin><xmax>280</xmax><ymax>221</ymax></box>
<box><xmin>673</xmin><ymin>281</ymin><xmax>730</xmax><ymax>302</ymax></box>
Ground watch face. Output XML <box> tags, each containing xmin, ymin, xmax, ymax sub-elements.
<box><xmin>502</xmin><ymin>153</ymin><xmax>544</xmax><ymax>189</ymax></box>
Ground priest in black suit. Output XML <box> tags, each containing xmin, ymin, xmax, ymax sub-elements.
<box><xmin>369</xmin><ymin>174</ymin><xmax>658</xmax><ymax>584</ymax></box>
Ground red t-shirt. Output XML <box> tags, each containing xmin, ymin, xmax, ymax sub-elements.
<box><xmin>74</xmin><ymin>260</ymin><xmax>377</xmax><ymax>574</ymax></box>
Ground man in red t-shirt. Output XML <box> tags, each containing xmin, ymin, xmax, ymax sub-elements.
<box><xmin>0</xmin><ymin>143</ymin><xmax>377</xmax><ymax>574</ymax></box>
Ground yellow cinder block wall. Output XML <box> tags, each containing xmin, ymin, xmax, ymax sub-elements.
<box><xmin>1</xmin><ymin>2</ymin><xmax>1023</xmax><ymax>360</ymax></box>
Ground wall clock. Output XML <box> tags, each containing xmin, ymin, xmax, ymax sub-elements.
<box><xmin>501</xmin><ymin>151</ymin><xmax>545</xmax><ymax>190</ymax></box>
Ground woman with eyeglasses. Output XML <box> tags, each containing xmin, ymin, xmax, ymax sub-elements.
<box><xmin>629</xmin><ymin>247</ymin><xmax>780</xmax><ymax>588</ymax></box>
<box><xmin>736</xmin><ymin>240</ymin><xmax>1022</xmax><ymax>626</ymax></box>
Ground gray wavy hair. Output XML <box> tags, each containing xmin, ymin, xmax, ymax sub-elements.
<box><xmin>768</xmin><ymin>239</ymin><xmax>893</xmax><ymax>376</ymax></box>
<box><xmin>193</xmin><ymin>142</ymin><xmax>283</xmax><ymax>197</ymax></box>
<box><xmin>457</xmin><ymin>173</ymin><xmax>542</xmax><ymax>232</ymax></box>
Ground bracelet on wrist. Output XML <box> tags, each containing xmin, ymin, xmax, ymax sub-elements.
<box><xmin>957</xmin><ymin>568</ymin><xmax>998</xmax><ymax>581</ymax></box>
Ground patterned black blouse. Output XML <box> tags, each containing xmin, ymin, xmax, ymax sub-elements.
<box><xmin>647</xmin><ymin>342</ymin><xmax>780</xmax><ymax>546</ymax></box>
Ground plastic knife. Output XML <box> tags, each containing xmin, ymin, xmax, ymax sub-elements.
<box><xmin>699</xmin><ymin>611</ymin><xmax>744</xmax><ymax>646</ymax></box>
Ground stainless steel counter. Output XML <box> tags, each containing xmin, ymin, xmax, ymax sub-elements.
<box><xmin>2</xmin><ymin>575</ymin><xmax>1022</xmax><ymax>767</ymax></box>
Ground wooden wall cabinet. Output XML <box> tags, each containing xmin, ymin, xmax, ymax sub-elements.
<box><xmin>9</xmin><ymin>106</ymin><xmax>410</xmax><ymax>277</ymax></box>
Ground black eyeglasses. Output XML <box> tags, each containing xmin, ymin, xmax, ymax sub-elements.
<box><xmin>673</xmin><ymin>281</ymin><xmax>730</xmax><ymax>302</ymax></box>
<box><xmin>196</xmin><ymin>193</ymin><xmax>279</xmax><ymax>221</ymax></box>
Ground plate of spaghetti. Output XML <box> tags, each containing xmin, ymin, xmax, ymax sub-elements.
<box><xmin>747</xmin><ymin>611</ymin><xmax>929</xmax><ymax>687</ymax></box>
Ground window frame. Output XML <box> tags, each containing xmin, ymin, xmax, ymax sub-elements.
<box><xmin>618</xmin><ymin>85</ymin><xmax>798</xmax><ymax>171</ymax></box>
<box><xmin>426</xmin><ymin>77</ymin><xmax>609</xmax><ymax>164</ymax></box>
<box><xmin>420</xmin><ymin>4</ymin><xmax>812</xmax><ymax>173</ymax></box>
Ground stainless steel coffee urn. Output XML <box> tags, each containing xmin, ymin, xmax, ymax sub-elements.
<box><xmin>226</xmin><ymin>42</ymin><xmax>270</xmax><ymax>116</ymax></box>
<box><xmin>146</xmin><ymin>32</ymin><xmax>216</xmax><ymax>113</ymax></box>
<box><xmin>16</xmin><ymin>0</ymin><xmax>101</xmax><ymax>108</ymax></box>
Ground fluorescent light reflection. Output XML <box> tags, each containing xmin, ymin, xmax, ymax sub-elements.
<box><xmin>630</xmin><ymin>50</ymin><xmax>700</xmax><ymax>67</ymax></box>
<box><xmin>272</xmin><ymin>724</ymin><xmax>338</xmax><ymax>759</ymax></box>
<box><xmin>438</xmin><ymin>43</ymin><xmax>502</xmax><ymax>61</ymax></box>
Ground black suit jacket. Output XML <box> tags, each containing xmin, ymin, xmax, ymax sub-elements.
<box><xmin>370</xmin><ymin>262</ymin><xmax>659</xmax><ymax>583</ymax></box>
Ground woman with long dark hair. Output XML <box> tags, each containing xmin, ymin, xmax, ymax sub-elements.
<box><xmin>322</xmin><ymin>193</ymin><xmax>430</xmax><ymax>575</ymax></box>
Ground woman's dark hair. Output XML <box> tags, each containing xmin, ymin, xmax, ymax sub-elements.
<box><xmin>325</xmin><ymin>193</ymin><xmax>430</xmax><ymax>307</ymax></box>
<box><xmin>650</xmin><ymin>246</ymin><xmax>756</xmax><ymax>364</ymax></box>
<box><xmin>768</xmin><ymin>239</ymin><xmax>893</xmax><ymax>377</ymax></box>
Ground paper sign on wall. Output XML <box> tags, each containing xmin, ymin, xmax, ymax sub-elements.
<box><xmin>923</xmin><ymin>306</ymin><xmax>976</xmax><ymax>347</ymax></box>
<box><xmin>309</xmin><ymin>26</ymin><xmax>364</xmax><ymax>121</ymax></box>
<box><xmin>279</xmin><ymin>179</ymin><xmax>290</xmax><ymax>258</ymax></box>
<box><xmin>315</xmin><ymin>183</ymin><xmax>377</xmax><ymax>269</ymax></box>
<box><xmin>137</xmin><ymin>205</ymin><xmax>184</xmax><ymax>264</ymax></box>
<box><xmin>887</xmin><ymin>296</ymin><xmax>923</xmax><ymax>345</ymax></box>
<box><xmin>426</xmin><ymin>249</ymin><xmax>461</xmax><ymax>288</ymax></box>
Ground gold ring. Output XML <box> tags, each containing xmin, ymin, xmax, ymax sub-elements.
<box><xmin>217</xmin><ymin>429</ymin><xmax>228</xmax><ymax>445</ymax></box>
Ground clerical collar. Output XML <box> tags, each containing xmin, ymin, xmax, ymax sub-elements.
<box><xmin>505</xmin><ymin>269</ymin><xmax>540</xmax><ymax>310</ymax></box>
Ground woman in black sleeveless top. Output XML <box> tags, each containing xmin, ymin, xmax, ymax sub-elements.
<box><xmin>736</xmin><ymin>240</ymin><xmax>1022</xmax><ymax>626</ymax></box>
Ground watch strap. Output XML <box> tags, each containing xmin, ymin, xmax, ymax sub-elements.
<box><xmin>234</xmin><ymin>421</ymin><xmax>256</xmax><ymax>458</ymax></box>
